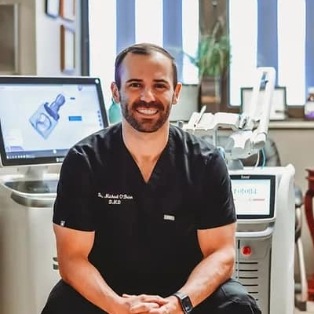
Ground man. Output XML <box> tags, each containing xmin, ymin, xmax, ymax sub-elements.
<box><xmin>42</xmin><ymin>43</ymin><xmax>261</xmax><ymax>314</ymax></box>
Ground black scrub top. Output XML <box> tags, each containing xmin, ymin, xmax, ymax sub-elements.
<box><xmin>53</xmin><ymin>123</ymin><xmax>236</xmax><ymax>296</ymax></box>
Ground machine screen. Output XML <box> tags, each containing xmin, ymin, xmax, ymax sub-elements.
<box><xmin>230</xmin><ymin>174</ymin><xmax>276</xmax><ymax>219</ymax></box>
<box><xmin>0</xmin><ymin>76</ymin><xmax>109</xmax><ymax>167</ymax></box>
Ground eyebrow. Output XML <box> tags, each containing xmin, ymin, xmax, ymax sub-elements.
<box><xmin>126</xmin><ymin>78</ymin><xmax>170</xmax><ymax>85</ymax></box>
<box><xmin>126</xmin><ymin>79</ymin><xmax>142</xmax><ymax>84</ymax></box>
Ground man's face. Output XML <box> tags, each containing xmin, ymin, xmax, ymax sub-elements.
<box><xmin>116</xmin><ymin>52</ymin><xmax>178</xmax><ymax>133</ymax></box>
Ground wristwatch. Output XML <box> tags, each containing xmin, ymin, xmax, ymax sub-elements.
<box><xmin>173</xmin><ymin>291</ymin><xmax>193</xmax><ymax>314</ymax></box>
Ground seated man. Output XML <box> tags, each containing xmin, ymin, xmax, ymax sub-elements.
<box><xmin>41</xmin><ymin>43</ymin><xmax>261</xmax><ymax>314</ymax></box>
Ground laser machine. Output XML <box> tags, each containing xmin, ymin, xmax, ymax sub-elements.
<box><xmin>185</xmin><ymin>68</ymin><xmax>295</xmax><ymax>314</ymax></box>
<box><xmin>0</xmin><ymin>76</ymin><xmax>109</xmax><ymax>314</ymax></box>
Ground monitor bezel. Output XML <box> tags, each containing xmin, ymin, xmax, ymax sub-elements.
<box><xmin>230</xmin><ymin>174</ymin><xmax>276</xmax><ymax>220</ymax></box>
<box><xmin>0</xmin><ymin>76</ymin><xmax>108</xmax><ymax>167</ymax></box>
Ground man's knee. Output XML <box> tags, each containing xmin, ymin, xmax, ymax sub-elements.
<box><xmin>194</xmin><ymin>278</ymin><xmax>261</xmax><ymax>314</ymax></box>
<box><xmin>218</xmin><ymin>280</ymin><xmax>261</xmax><ymax>313</ymax></box>
<box><xmin>41</xmin><ymin>280</ymin><xmax>106</xmax><ymax>314</ymax></box>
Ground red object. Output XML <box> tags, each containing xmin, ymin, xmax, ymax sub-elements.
<box><xmin>308</xmin><ymin>275</ymin><xmax>314</xmax><ymax>301</ymax></box>
<box><xmin>241</xmin><ymin>246</ymin><xmax>252</xmax><ymax>256</ymax></box>
<box><xmin>305</xmin><ymin>169</ymin><xmax>314</xmax><ymax>300</ymax></box>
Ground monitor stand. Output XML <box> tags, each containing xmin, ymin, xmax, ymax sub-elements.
<box><xmin>5</xmin><ymin>165</ymin><xmax>59</xmax><ymax>194</ymax></box>
<box><xmin>18</xmin><ymin>165</ymin><xmax>49</xmax><ymax>181</ymax></box>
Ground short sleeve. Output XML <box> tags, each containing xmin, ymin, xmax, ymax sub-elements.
<box><xmin>53</xmin><ymin>148</ymin><xmax>96</xmax><ymax>231</ymax></box>
<box><xmin>196</xmin><ymin>149</ymin><xmax>236</xmax><ymax>229</ymax></box>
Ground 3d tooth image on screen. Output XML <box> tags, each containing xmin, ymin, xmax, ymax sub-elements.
<box><xmin>29</xmin><ymin>94</ymin><xmax>66</xmax><ymax>139</ymax></box>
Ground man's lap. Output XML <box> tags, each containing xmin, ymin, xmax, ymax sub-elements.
<box><xmin>41</xmin><ymin>278</ymin><xmax>261</xmax><ymax>314</ymax></box>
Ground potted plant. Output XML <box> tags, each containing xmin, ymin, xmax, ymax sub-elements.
<box><xmin>187</xmin><ymin>16</ymin><xmax>231</xmax><ymax>112</ymax></box>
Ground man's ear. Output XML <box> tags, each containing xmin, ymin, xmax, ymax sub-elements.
<box><xmin>172</xmin><ymin>82</ymin><xmax>182</xmax><ymax>104</ymax></box>
<box><xmin>111</xmin><ymin>82</ymin><xmax>120</xmax><ymax>103</ymax></box>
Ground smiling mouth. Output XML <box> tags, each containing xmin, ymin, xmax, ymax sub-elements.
<box><xmin>136</xmin><ymin>107</ymin><xmax>159</xmax><ymax>115</ymax></box>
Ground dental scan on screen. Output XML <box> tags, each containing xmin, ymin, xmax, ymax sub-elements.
<box><xmin>0</xmin><ymin>77</ymin><xmax>108</xmax><ymax>167</ymax></box>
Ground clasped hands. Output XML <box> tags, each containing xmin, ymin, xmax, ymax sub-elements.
<box><xmin>114</xmin><ymin>293</ymin><xmax>182</xmax><ymax>314</ymax></box>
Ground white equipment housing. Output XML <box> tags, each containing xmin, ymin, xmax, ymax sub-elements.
<box><xmin>185</xmin><ymin>67</ymin><xmax>296</xmax><ymax>313</ymax></box>
<box><xmin>0</xmin><ymin>169</ymin><xmax>60</xmax><ymax>314</ymax></box>
<box><xmin>230</xmin><ymin>165</ymin><xmax>295</xmax><ymax>314</ymax></box>
<box><xmin>185</xmin><ymin>67</ymin><xmax>276</xmax><ymax>170</ymax></box>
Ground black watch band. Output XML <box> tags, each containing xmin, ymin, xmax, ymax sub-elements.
<box><xmin>173</xmin><ymin>291</ymin><xmax>193</xmax><ymax>314</ymax></box>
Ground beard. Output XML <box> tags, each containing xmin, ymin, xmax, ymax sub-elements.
<box><xmin>120</xmin><ymin>99</ymin><xmax>171</xmax><ymax>133</ymax></box>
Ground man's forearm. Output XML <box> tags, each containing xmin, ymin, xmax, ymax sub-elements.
<box><xmin>177</xmin><ymin>248</ymin><xmax>235</xmax><ymax>308</ymax></box>
<box><xmin>59</xmin><ymin>257</ymin><xmax>121</xmax><ymax>313</ymax></box>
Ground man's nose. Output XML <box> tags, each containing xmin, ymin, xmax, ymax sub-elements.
<box><xmin>140</xmin><ymin>88</ymin><xmax>156</xmax><ymax>102</ymax></box>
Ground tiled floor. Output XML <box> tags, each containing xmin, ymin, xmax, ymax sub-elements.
<box><xmin>295</xmin><ymin>301</ymin><xmax>314</xmax><ymax>313</ymax></box>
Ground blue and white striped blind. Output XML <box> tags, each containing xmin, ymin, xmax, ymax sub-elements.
<box><xmin>89</xmin><ymin>0</ymin><xmax>313</xmax><ymax>107</ymax></box>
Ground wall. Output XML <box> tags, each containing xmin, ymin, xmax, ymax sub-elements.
<box><xmin>0</xmin><ymin>0</ymin><xmax>81</xmax><ymax>76</ymax></box>
<box><xmin>35</xmin><ymin>0</ymin><xmax>81</xmax><ymax>76</ymax></box>
<box><xmin>269</xmin><ymin>123</ymin><xmax>314</xmax><ymax>278</ymax></box>
<box><xmin>0</xmin><ymin>0</ymin><xmax>35</xmax><ymax>74</ymax></box>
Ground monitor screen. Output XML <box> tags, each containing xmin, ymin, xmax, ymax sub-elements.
<box><xmin>230</xmin><ymin>174</ymin><xmax>276</xmax><ymax>219</ymax></box>
<box><xmin>169</xmin><ymin>84</ymin><xmax>198</xmax><ymax>122</ymax></box>
<box><xmin>0</xmin><ymin>76</ymin><xmax>109</xmax><ymax>168</ymax></box>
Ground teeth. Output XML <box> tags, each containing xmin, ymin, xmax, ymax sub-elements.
<box><xmin>137</xmin><ymin>108</ymin><xmax>158</xmax><ymax>115</ymax></box>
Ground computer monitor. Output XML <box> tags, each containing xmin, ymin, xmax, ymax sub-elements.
<box><xmin>169</xmin><ymin>84</ymin><xmax>199</xmax><ymax>122</ymax></box>
<box><xmin>0</xmin><ymin>76</ymin><xmax>109</xmax><ymax>179</ymax></box>
<box><xmin>230</xmin><ymin>174</ymin><xmax>276</xmax><ymax>220</ymax></box>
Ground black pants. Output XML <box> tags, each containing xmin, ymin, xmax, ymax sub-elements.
<box><xmin>41</xmin><ymin>278</ymin><xmax>261</xmax><ymax>314</ymax></box>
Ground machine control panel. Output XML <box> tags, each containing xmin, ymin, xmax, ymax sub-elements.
<box><xmin>230</xmin><ymin>174</ymin><xmax>276</xmax><ymax>220</ymax></box>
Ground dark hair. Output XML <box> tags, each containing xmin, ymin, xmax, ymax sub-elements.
<box><xmin>114</xmin><ymin>43</ymin><xmax>178</xmax><ymax>89</ymax></box>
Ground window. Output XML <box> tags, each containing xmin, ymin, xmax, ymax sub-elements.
<box><xmin>88</xmin><ymin>0</ymin><xmax>198</xmax><ymax>109</ymax></box>
<box><xmin>229</xmin><ymin>0</ymin><xmax>308</xmax><ymax>109</ymax></box>
<box><xmin>277</xmin><ymin>0</ymin><xmax>305</xmax><ymax>106</ymax></box>
<box><xmin>88</xmin><ymin>0</ymin><xmax>313</xmax><ymax>114</ymax></box>
<box><xmin>229</xmin><ymin>0</ymin><xmax>258</xmax><ymax>106</ymax></box>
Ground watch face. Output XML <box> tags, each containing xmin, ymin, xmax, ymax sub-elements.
<box><xmin>182</xmin><ymin>295</ymin><xmax>193</xmax><ymax>313</ymax></box>
<box><xmin>173</xmin><ymin>292</ymin><xmax>193</xmax><ymax>314</ymax></box>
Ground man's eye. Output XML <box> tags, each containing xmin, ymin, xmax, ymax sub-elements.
<box><xmin>129</xmin><ymin>82</ymin><xmax>141</xmax><ymax>88</ymax></box>
<box><xmin>155</xmin><ymin>84</ymin><xmax>167</xmax><ymax>90</ymax></box>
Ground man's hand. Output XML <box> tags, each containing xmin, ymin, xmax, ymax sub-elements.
<box><xmin>120</xmin><ymin>294</ymin><xmax>182</xmax><ymax>314</ymax></box>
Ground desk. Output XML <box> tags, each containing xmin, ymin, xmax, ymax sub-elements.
<box><xmin>269</xmin><ymin>120</ymin><xmax>314</xmax><ymax>130</ymax></box>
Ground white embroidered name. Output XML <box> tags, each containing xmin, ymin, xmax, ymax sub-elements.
<box><xmin>97</xmin><ymin>192</ymin><xmax>134</xmax><ymax>205</ymax></box>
